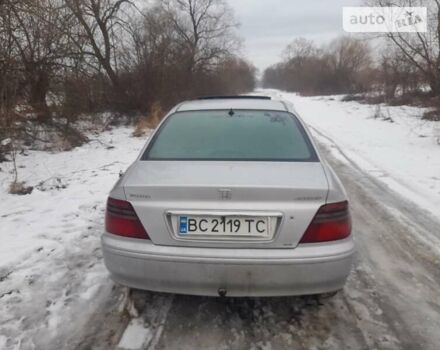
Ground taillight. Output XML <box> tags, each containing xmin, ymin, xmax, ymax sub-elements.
<box><xmin>105</xmin><ymin>197</ymin><xmax>149</xmax><ymax>239</ymax></box>
<box><xmin>300</xmin><ymin>201</ymin><xmax>351</xmax><ymax>243</ymax></box>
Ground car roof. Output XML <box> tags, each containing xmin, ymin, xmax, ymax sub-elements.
<box><xmin>175</xmin><ymin>97</ymin><xmax>289</xmax><ymax>112</ymax></box>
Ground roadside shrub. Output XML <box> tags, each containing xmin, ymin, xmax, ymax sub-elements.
<box><xmin>422</xmin><ymin>110</ymin><xmax>440</xmax><ymax>122</ymax></box>
<box><xmin>133</xmin><ymin>102</ymin><xmax>164</xmax><ymax>137</ymax></box>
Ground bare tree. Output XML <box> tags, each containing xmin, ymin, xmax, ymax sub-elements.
<box><xmin>263</xmin><ymin>36</ymin><xmax>373</xmax><ymax>95</ymax></box>
<box><xmin>65</xmin><ymin>0</ymin><xmax>133</xmax><ymax>94</ymax></box>
<box><xmin>379</xmin><ymin>44</ymin><xmax>420</xmax><ymax>99</ymax></box>
<box><xmin>162</xmin><ymin>0</ymin><xmax>240</xmax><ymax>74</ymax></box>
<box><xmin>0</xmin><ymin>2</ymin><xmax>20</xmax><ymax>128</ymax></box>
<box><xmin>282</xmin><ymin>38</ymin><xmax>318</xmax><ymax>62</ymax></box>
<box><xmin>326</xmin><ymin>36</ymin><xmax>372</xmax><ymax>92</ymax></box>
<box><xmin>1</xmin><ymin>0</ymin><xmax>78</xmax><ymax>121</ymax></box>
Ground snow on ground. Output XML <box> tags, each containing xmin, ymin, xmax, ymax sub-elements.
<box><xmin>259</xmin><ymin>89</ymin><xmax>440</xmax><ymax>220</ymax></box>
<box><xmin>0</xmin><ymin>127</ymin><xmax>147</xmax><ymax>349</ymax></box>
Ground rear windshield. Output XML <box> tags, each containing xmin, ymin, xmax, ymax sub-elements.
<box><xmin>142</xmin><ymin>110</ymin><xmax>318</xmax><ymax>161</ymax></box>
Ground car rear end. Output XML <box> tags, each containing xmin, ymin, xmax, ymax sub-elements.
<box><xmin>101</xmin><ymin>98</ymin><xmax>354</xmax><ymax>297</ymax></box>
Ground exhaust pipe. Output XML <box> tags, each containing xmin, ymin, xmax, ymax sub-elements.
<box><xmin>218</xmin><ymin>288</ymin><xmax>227</xmax><ymax>297</ymax></box>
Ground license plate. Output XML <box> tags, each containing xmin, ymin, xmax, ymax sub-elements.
<box><xmin>178</xmin><ymin>215</ymin><xmax>270</xmax><ymax>237</ymax></box>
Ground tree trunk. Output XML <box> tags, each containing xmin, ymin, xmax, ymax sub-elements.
<box><xmin>29</xmin><ymin>70</ymin><xmax>50</xmax><ymax>122</ymax></box>
<box><xmin>429</xmin><ymin>79</ymin><xmax>440</xmax><ymax>96</ymax></box>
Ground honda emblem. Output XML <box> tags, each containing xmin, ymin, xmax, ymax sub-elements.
<box><xmin>218</xmin><ymin>189</ymin><xmax>232</xmax><ymax>200</ymax></box>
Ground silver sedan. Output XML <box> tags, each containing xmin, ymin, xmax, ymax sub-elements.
<box><xmin>102</xmin><ymin>96</ymin><xmax>354</xmax><ymax>297</ymax></box>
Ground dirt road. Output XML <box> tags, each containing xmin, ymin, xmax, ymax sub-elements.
<box><xmin>71</xmin><ymin>138</ymin><xmax>440</xmax><ymax>350</ymax></box>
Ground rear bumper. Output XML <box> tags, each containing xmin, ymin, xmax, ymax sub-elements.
<box><xmin>101</xmin><ymin>233</ymin><xmax>355</xmax><ymax>297</ymax></box>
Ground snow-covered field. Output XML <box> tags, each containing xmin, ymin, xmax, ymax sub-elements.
<box><xmin>0</xmin><ymin>128</ymin><xmax>146</xmax><ymax>349</ymax></box>
<box><xmin>260</xmin><ymin>89</ymin><xmax>440</xmax><ymax>220</ymax></box>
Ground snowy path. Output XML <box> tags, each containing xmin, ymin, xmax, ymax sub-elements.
<box><xmin>1</xmin><ymin>93</ymin><xmax>440</xmax><ymax>349</ymax></box>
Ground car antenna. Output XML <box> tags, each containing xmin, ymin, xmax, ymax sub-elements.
<box><xmin>228</xmin><ymin>108</ymin><xmax>235</xmax><ymax>117</ymax></box>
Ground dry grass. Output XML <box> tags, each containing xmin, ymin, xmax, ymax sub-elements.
<box><xmin>133</xmin><ymin>102</ymin><xmax>164</xmax><ymax>137</ymax></box>
<box><xmin>9</xmin><ymin>181</ymin><xmax>33</xmax><ymax>195</ymax></box>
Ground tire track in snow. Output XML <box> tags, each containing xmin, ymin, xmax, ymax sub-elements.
<box><xmin>117</xmin><ymin>292</ymin><xmax>174</xmax><ymax>350</ymax></box>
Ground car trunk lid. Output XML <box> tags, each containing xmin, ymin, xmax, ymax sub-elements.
<box><xmin>123</xmin><ymin>161</ymin><xmax>328</xmax><ymax>248</ymax></box>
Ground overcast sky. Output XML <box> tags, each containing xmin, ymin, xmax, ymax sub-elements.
<box><xmin>230</xmin><ymin>0</ymin><xmax>362</xmax><ymax>72</ymax></box>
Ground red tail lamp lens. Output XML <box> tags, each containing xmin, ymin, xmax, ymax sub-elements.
<box><xmin>105</xmin><ymin>198</ymin><xmax>149</xmax><ymax>239</ymax></box>
<box><xmin>300</xmin><ymin>201</ymin><xmax>352</xmax><ymax>243</ymax></box>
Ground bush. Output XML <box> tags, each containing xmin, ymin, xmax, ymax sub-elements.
<box><xmin>132</xmin><ymin>102</ymin><xmax>164</xmax><ymax>137</ymax></box>
<box><xmin>422</xmin><ymin>110</ymin><xmax>440</xmax><ymax>121</ymax></box>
